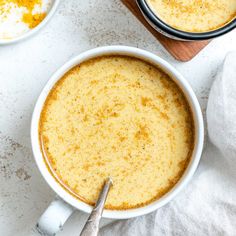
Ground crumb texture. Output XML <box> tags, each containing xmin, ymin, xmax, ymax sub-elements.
<box><xmin>39</xmin><ymin>56</ymin><xmax>194</xmax><ymax>209</ymax></box>
<box><xmin>147</xmin><ymin>0</ymin><xmax>236</xmax><ymax>32</ymax></box>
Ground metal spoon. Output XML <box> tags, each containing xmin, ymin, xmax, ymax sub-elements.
<box><xmin>80</xmin><ymin>177</ymin><xmax>113</xmax><ymax>236</ymax></box>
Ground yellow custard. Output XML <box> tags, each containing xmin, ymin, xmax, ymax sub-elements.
<box><xmin>146</xmin><ymin>0</ymin><xmax>236</xmax><ymax>33</ymax></box>
<box><xmin>39</xmin><ymin>56</ymin><xmax>194</xmax><ymax>209</ymax></box>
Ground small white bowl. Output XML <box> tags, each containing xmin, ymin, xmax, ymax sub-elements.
<box><xmin>31</xmin><ymin>46</ymin><xmax>204</xmax><ymax>235</ymax></box>
<box><xmin>0</xmin><ymin>0</ymin><xmax>60</xmax><ymax>45</ymax></box>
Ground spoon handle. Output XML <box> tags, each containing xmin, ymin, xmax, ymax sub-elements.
<box><xmin>80</xmin><ymin>178</ymin><xmax>113</xmax><ymax>236</ymax></box>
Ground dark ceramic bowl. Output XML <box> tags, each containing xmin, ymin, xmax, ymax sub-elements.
<box><xmin>137</xmin><ymin>0</ymin><xmax>236</xmax><ymax>41</ymax></box>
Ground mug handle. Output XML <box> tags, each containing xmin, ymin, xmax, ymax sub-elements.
<box><xmin>36</xmin><ymin>197</ymin><xmax>75</xmax><ymax>236</ymax></box>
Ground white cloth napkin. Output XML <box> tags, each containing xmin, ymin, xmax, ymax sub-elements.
<box><xmin>100</xmin><ymin>52</ymin><xmax>236</xmax><ymax>236</ymax></box>
<box><xmin>207</xmin><ymin>52</ymin><xmax>236</xmax><ymax>173</ymax></box>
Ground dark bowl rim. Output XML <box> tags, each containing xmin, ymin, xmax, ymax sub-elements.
<box><xmin>137</xmin><ymin>0</ymin><xmax>236</xmax><ymax>40</ymax></box>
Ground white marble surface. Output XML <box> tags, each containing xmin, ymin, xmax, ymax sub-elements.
<box><xmin>0</xmin><ymin>1</ymin><xmax>235</xmax><ymax>235</ymax></box>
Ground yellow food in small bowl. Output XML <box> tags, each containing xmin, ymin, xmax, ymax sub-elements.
<box><xmin>146</xmin><ymin>0</ymin><xmax>236</xmax><ymax>33</ymax></box>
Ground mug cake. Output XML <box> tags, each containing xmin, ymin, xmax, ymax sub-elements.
<box><xmin>39</xmin><ymin>55</ymin><xmax>194</xmax><ymax>209</ymax></box>
<box><xmin>137</xmin><ymin>0</ymin><xmax>236</xmax><ymax>40</ymax></box>
<box><xmin>146</xmin><ymin>0</ymin><xmax>236</xmax><ymax>33</ymax></box>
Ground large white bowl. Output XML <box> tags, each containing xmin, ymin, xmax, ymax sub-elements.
<box><xmin>0</xmin><ymin>0</ymin><xmax>60</xmax><ymax>45</ymax></box>
<box><xmin>31</xmin><ymin>46</ymin><xmax>204</xmax><ymax>222</ymax></box>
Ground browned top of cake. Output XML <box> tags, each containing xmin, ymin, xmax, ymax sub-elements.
<box><xmin>147</xmin><ymin>0</ymin><xmax>236</xmax><ymax>32</ymax></box>
<box><xmin>39</xmin><ymin>56</ymin><xmax>194</xmax><ymax>209</ymax></box>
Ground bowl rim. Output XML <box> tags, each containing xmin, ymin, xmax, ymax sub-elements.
<box><xmin>31</xmin><ymin>45</ymin><xmax>204</xmax><ymax>219</ymax></box>
<box><xmin>0</xmin><ymin>0</ymin><xmax>60</xmax><ymax>45</ymax></box>
<box><xmin>137</xmin><ymin>0</ymin><xmax>236</xmax><ymax>40</ymax></box>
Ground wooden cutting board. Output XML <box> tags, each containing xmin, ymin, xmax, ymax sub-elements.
<box><xmin>122</xmin><ymin>0</ymin><xmax>210</xmax><ymax>61</ymax></box>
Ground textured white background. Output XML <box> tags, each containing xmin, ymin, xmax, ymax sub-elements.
<box><xmin>0</xmin><ymin>0</ymin><xmax>236</xmax><ymax>235</ymax></box>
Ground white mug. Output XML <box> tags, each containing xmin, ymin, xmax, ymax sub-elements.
<box><xmin>31</xmin><ymin>46</ymin><xmax>204</xmax><ymax>235</ymax></box>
